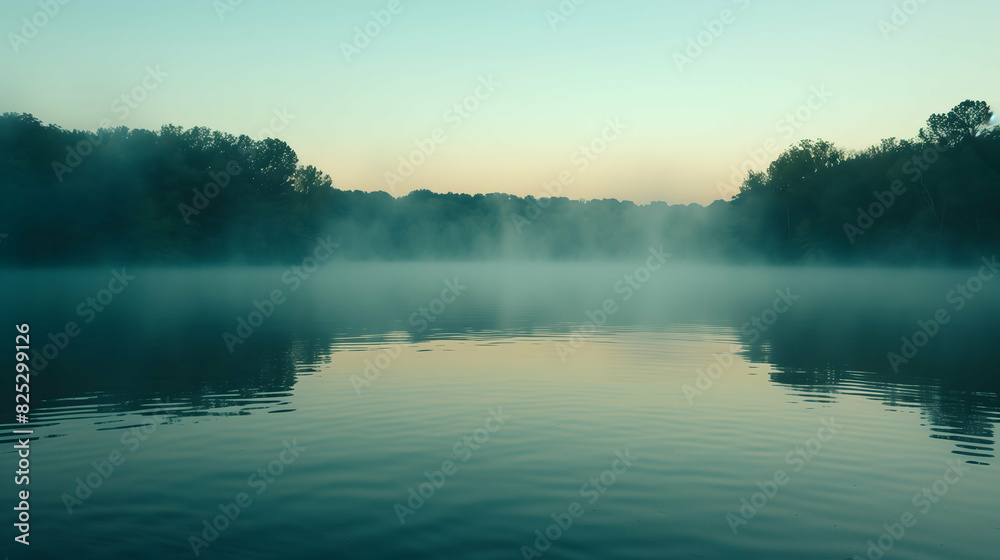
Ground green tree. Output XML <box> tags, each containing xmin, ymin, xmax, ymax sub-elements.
<box><xmin>920</xmin><ymin>100</ymin><xmax>993</xmax><ymax>147</ymax></box>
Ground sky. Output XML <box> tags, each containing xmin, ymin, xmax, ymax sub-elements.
<box><xmin>2</xmin><ymin>0</ymin><xmax>998</xmax><ymax>204</ymax></box>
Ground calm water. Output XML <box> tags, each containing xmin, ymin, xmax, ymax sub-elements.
<box><xmin>1</xmin><ymin>263</ymin><xmax>999</xmax><ymax>559</ymax></box>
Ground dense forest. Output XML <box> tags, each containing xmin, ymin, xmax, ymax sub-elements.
<box><xmin>0</xmin><ymin>100</ymin><xmax>997</xmax><ymax>265</ymax></box>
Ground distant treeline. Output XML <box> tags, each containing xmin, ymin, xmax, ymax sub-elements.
<box><xmin>0</xmin><ymin>100</ymin><xmax>997</xmax><ymax>265</ymax></box>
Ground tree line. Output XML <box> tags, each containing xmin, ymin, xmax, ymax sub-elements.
<box><xmin>0</xmin><ymin>100</ymin><xmax>996</xmax><ymax>265</ymax></box>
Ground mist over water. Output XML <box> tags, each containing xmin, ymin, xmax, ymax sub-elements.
<box><xmin>2</xmin><ymin>263</ymin><xmax>998</xmax><ymax>559</ymax></box>
<box><xmin>3</xmin><ymin>2</ymin><xmax>999</xmax><ymax>557</ymax></box>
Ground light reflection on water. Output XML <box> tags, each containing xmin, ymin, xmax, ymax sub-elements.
<box><xmin>0</xmin><ymin>264</ymin><xmax>998</xmax><ymax>559</ymax></box>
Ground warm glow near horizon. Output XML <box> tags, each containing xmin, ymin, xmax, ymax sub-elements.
<box><xmin>2</xmin><ymin>0</ymin><xmax>998</xmax><ymax>204</ymax></box>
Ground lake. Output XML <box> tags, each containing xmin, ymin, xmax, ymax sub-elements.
<box><xmin>1</xmin><ymin>262</ymin><xmax>998</xmax><ymax>559</ymax></box>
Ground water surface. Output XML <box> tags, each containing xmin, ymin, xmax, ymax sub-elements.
<box><xmin>1</xmin><ymin>263</ymin><xmax>998</xmax><ymax>559</ymax></box>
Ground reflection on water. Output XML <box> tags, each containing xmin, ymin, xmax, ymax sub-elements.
<box><xmin>0</xmin><ymin>264</ymin><xmax>998</xmax><ymax>559</ymax></box>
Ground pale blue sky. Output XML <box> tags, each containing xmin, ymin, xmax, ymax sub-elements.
<box><xmin>2</xmin><ymin>0</ymin><xmax>997</xmax><ymax>203</ymax></box>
